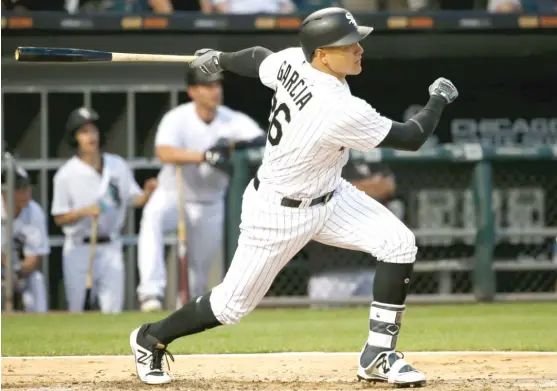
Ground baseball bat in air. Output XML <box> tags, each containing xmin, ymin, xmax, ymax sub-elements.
<box><xmin>83</xmin><ymin>216</ymin><xmax>98</xmax><ymax>311</ymax></box>
<box><xmin>15</xmin><ymin>47</ymin><xmax>198</xmax><ymax>63</ymax></box>
<box><xmin>176</xmin><ymin>167</ymin><xmax>190</xmax><ymax>306</ymax></box>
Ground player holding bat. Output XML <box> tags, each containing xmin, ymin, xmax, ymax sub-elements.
<box><xmin>51</xmin><ymin>106</ymin><xmax>157</xmax><ymax>314</ymax></box>
<box><xmin>136</xmin><ymin>66</ymin><xmax>265</xmax><ymax>313</ymax></box>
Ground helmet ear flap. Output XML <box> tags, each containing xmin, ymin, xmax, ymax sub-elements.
<box><xmin>99</xmin><ymin>130</ymin><xmax>106</xmax><ymax>148</ymax></box>
<box><xmin>68</xmin><ymin>127</ymin><xmax>79</xmax><ymax>148</ymax></box>
<box><xmin>69</xmin><ymin>135</ymin><xmax>78</xmax><ymax>148</ymax></box>
<box><xmin>69</xmin><ymin>125</ymin><xmax>104</xmax><ymax>149</ymax></box>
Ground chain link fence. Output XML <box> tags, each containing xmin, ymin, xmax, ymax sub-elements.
<box><xmin>236</xmin><ymin>156</ymin><xmax>557</xmax><ymax>302</ymax></box>
<box><xmin>491</xmin><ymin>161</ymin><xmax>557</xmax><ymax>294</ymax></box>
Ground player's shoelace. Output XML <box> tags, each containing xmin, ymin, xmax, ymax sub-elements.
<box><xmin>376</xmin><ymin>351</ymin><xmax>406</xmax><ymax>373</ymax></box>
<box><xmin>150</xmin><ymin>347</ymin><xmax>175</xmax><ymax>373</ymax></box>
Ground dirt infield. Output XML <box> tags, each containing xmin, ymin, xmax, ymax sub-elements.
<box><xmin>3</xmin><ymin>353</ymin><xmax>557</xmax><ymax>391</ymax></box>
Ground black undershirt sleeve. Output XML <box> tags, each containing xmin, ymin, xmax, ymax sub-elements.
<box><xmin>232</xmin><ymin>135</ymin><xmax>267</xmax><ymax>150</ymax></box>
<box><xmin>219</xmin><ymin>46</ymin><xmax>274</xmax><ymax>78</ymax></box>
<box><xmin>378</xmin><ymin>95</ymin><xmax>447</xmax><ymax>151</ymax></box>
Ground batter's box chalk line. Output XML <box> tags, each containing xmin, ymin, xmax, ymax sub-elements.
<box><xmin>3</xmin><ymin>351</ymin><xmax>557</xmax><ymax>360</ymax></box>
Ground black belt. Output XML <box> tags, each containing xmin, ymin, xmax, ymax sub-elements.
<box><xmin>84</xmin><ymin>236</ymin><xmax>111</xmax><ymax>244</ymax></box>
<box><xmin>253</xmin><ymin>175</ymin><xmax>334</xmax><ymax>208</ymax></box>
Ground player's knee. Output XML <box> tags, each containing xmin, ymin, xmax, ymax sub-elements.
<box><xmin>209</xmin><ymin>285</ymin><xmax>251</xmax><ymax>325</ymax></box>
<box><xmin>379</xmin><ymin>225</ymin><xmax>417</xmax><ymax>264</ymax></box>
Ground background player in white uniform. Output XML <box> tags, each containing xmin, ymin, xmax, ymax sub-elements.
<box><xmin>130</xmin><ymin>7</ymin><xmax>458</xmax><ymax>387</ymax></box>
<box><xmin>51</xmin><ymin>107</ymin><xmax>157</xmax><ymax>313</ymax></box>
<box><xmin>1</xmin><ymin>164</ymin><xmax>49</xmax><ymax>312</ymax></box>
<box><xmin>137</xmin><ymin>67</ymin><xmax>265</xmax><ymax>312</ymax></box>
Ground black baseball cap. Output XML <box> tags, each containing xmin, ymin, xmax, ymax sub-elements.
<box><xmin>185</xmin><ymin>66</ymin><xmax>223</xmax><ymax>86</ymax></box>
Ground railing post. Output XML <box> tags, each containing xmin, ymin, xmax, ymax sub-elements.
<box><xmin>125</xmin><ymin>88</ymin><xmax>137</xmax><ymax>311</ymax></box>
<box><xmin>40</xmin><ymin>90</ymin><xmax>51</xmax><ymax>307</ymax></box>
<box><xmin>225</xmin><ymin>150</ymin><xmax>251</xmax><ymax>271</ymax></box>
<box><xmin>472</xmin><ymin>159</ymin><xmax>496</xmax><ymax>302</ymax></box>
<box><xmin>3</xmin><ymin>153</ymin><xmax>16</xmax><ymax>312</ymax></box>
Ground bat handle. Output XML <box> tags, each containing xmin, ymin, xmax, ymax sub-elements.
<box><xmin>85</xmin><ymin>274</ymin><xmax>93</xmax><ymax>289</ymax></box>
<box><xmin>177</xmin><ymin>243</ymin><xmax>187</xmax><ymax>258</ymax></box>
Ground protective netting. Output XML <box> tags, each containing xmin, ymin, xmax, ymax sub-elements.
<box><xmin>240</xmin><ymin>159</ymin><xmax>557</xmax><ymax>298</ymax></box>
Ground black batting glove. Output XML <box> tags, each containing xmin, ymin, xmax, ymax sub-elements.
<box><xmin>203</xmin><ymin>148</ymin><xmax>233</xmax><ymax>175</ymax></box>
<box><xmin>204</xmin><ymin>139</ymin><xmax>231</xmax><ymax>164</ymax></box>
<box><xmin>191</xmin><ymin>49</ymin><xmax>224</xmax><ymax>75</ymax></box>
<box><xmin>204</xmin><ymin>149</ymin><xmax>227</xmax><ymax>166</ymax></box>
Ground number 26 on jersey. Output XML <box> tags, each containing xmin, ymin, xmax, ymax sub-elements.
<box><xmin>267</xmin><ymin>95</ymin><xmax>291</xmax><ymax>146</ymax></box>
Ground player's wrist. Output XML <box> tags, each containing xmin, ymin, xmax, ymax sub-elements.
<box><xmin>426</xmin><ymin>95</ymin><xmax>448</xmax><ymax>110</ymax></box>
<box><xmin>430</xmin><ymin>92</ymin><xmax>450</xmax><ymax>104</ymax></box>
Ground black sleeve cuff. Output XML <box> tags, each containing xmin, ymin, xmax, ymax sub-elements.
<box><xmin>378</xmin><ymin>96</ymin><xmax>447</xmax><ymax>151</ymax></box>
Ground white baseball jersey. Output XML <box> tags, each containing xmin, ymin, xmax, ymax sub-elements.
<box><xmin>1</xmin><ymin>199</ymin><xmax>51</xmax><ymax>264</ymax></box>
<box><xmin>51</xmin><ymin>153</ymin><xmax>142</xmax><ymax>239</ymax></box>
<box><xmin>154</xmin><ymin>102</ymin><xmax>264</xmax><ymax>202</ymax></box>
<box><xmin>209</xmin><ymin>47</ymin><xmax>417</xmax><ymax>327</ymax></box>
<box><xmin>256</xmin><ymin>47</ymin><xmax>392</xmax><ymax>199</ymax></box>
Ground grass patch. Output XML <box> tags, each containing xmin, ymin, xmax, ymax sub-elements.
<box><xmin>2</xmin><ymin>302</ymin><xmax>556</xmax><ymax>356</ymax></box>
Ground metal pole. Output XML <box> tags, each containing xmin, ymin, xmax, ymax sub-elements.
<box><xmin>166</xmin><ymin>89</ymin><xmax>180</xmax><ymax>310</ymax></box>
<box><xmin>40</xmin><ymin>90</ymin><xmax>50</xmax><ymax>300</ymax></box>
<box><xmin>3</xmin><ymin>153</ymin><xmax>16</xmax><ymax>313</ymax></box>
<box><xmin>472</xmin><ymin>160</ymin><xmax>496</xmax><ymax>302</ymax></box>
<box><xmin>125</xmin><ymin>89</ymin><xmax>137</xmax><ymax>310</ymax></box>
<box><xmin>83</xmin><ymin>89</ymin><xmax>92</xmax><ymax>109</ymax></box>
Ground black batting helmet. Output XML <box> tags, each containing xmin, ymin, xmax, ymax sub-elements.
<box><xmin>299</xmin><ymin>7</ymin><xmax>373</xmax><ymax>62</ymax></box>
<box><xmin>66</xmin><ymin>106</ymin><xmax>101</xmax><ymax>148</ymax></box>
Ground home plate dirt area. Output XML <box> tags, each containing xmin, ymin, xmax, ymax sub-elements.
<box><xmin>3</xmin><ymin>352</ymin><xmax>557</xmax><ymax>391</ymax></box>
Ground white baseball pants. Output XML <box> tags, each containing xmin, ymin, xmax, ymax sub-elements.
<box><xmin>62</xmin><ymin>239</ymin><xmax>124</xmax><ymax>313</ymax></box>
<box><xmin>136</xmin><ymin>189</ymin><xmax>224</xmax><ymax>303</ymax></box>
<box><xmin>210</xmin><ymin>178</ymin><xmax>416</xmax><ymax>325</ymax></box>
<box><xmin>21</xmin><ymin>270</ymin><xmax>48</xmax><ymax>312</ymax></box>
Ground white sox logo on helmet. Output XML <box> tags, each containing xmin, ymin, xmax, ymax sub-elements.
<box><xmin>78</xmin><ymin>107</ymin><xmax>92</xmax><ymax>119</ymax></box>
<box><xmin>346</xmin><ymin>12</ymin><xmax>357</xmax><ymax>27</ymax></box>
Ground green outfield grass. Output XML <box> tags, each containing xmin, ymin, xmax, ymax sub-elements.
<box><xmin>2</xmin><ymin>302</ymin><xmax>556</xmax><ymax>357</ymax></box>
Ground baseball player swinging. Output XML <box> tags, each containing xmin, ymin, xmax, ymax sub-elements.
<box><xmin>51</xmin><ymin>107</ymin><xmax>157</xmax><ymax>313</ymax></box>
<box><xmin>130</xmin><ymin>7</ymin><xmax>458</xmax><ymax>387</ymax></box>
<box><xmin>136</xmin><ymin>66</ymin><xmax>265</xmax><ymax>312</ymax></box>
<box><xmin>1</xmin><ymin>165</ymin><xmax>50</xmax><ymax>313</ymax></box>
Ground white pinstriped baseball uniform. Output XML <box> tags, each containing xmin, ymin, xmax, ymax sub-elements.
<box><xmin>209</xmin><ymin>47</ymin><xmax>417</xmax><ymax>324</ymax></box>
<box><xmin>137</xmin><ymin>103</ymin><xmax>264</xmax><ymax>304</ymax></box>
